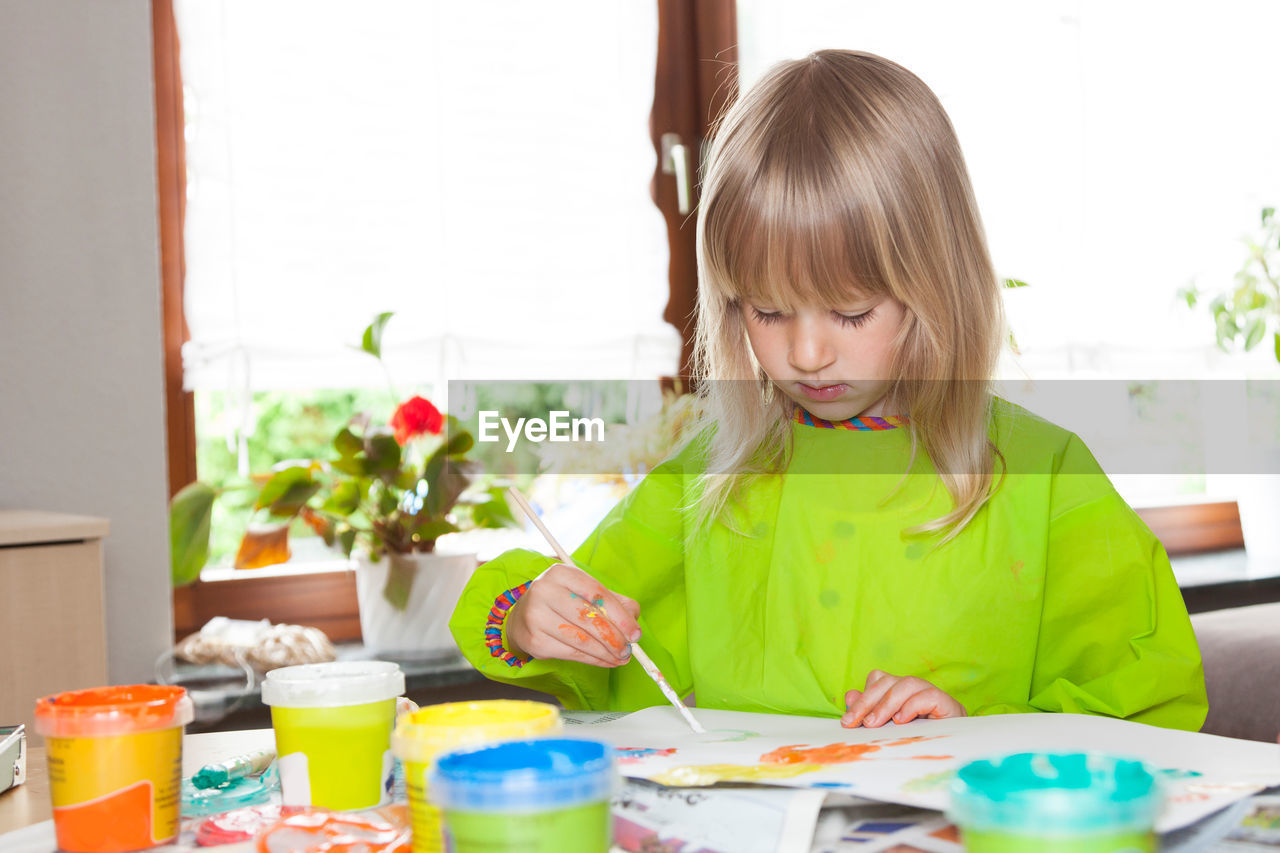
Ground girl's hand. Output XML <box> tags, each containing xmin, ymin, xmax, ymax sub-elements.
<box><xmin>506</xmin><ymin>563</ymin><xmax>642</xmax><ymax>668</ymax></box>
<box><xmin>841</xmin><ymin>670</ymin><xmax>966</xmax><ymax>728</ymax></box>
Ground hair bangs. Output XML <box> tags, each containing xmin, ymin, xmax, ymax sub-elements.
<box><xmin>703</xmin><ymin>128</ymin><xmax>893</xmax><ymax>312</ymax></box>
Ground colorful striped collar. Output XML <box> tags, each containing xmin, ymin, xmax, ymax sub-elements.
<box><xmin>793</xmin><ymin>408</ymin><xmax>909</xmax><ymax>431</ymax></box>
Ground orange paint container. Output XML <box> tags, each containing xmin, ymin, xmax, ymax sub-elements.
<box><xmin>34</xmin><ymin>685</ymin><xmax>194</xmax><ymax>852</ymax></box>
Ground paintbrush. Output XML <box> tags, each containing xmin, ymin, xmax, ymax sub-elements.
<box><xmin>505</xmin><ymin>486</ymin><xmax>706</xmax><ymax>734</ymax></box>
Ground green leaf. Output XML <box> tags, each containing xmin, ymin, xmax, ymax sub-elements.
<box><xmin>375</xmin><ymin>482</ymin><xmax>400</xmax><ymax>517</ymax></box>
<box><xmin>471</xmin><ymin>486</ymin><xmax>520</xmax><ymax>530</ymax></box>
<box><xmin>382</xmin><ymin>558</ymin><xmax>416</xmax><ymax>610</ymax></box>
<box><xmin>170</xmin><ymin>482</ymin><xmax>216</xmax><ymax>587</ymax></box>
<box><xmin>360</xmin><ymin>312</ymin><xmax>394</xmax><ymax>359</ymax></box>
<box><xmin>413</xmin><ymin>518</ymin><xmax>459</xmax><ymax>544</ymax></box>
<box><xmin>255</xmin><ymin>466</ymin><xmax>320</xmax><ymax>518</ymax></box>
<box><xmin>365</xmin><ymin>432</ymin><xmax>403</xmax><ymax>475</ymax></box>
<box><xmin>330</xmin><ymin>455</ymin><xmax>367</xmax><ymax>476</ymax></box>
<box><xmin>333</xmin><ymin>427</ymin><xmax>363</xmax><ymax>458</ymax></box>
<box><xmin>322</xmin><ymin>479</ymin><xmax>363</xmax><ymax>515</ymax></box>
<box><xmin>1216</xmin><ymin>312</ymin><xmax>1240</xmax><ymax>343</ymax></box>
<box><xmin>1263</xmin><ymin>206</ymin><xmax>1275</xmax><ymax>225</ymax></box>
<box><xmin>256</xmin><ymin>466</ymin><xmax>310</xmax><ymax>509</ymax></box>
<box><xmin>1177</xmin><ymin>286</ymin><xmax>1198</xmax><ymax>309</ymax></box>
<box><xmin>1001</xmin><ymin>278</ymin><xmax>1029</xmax><ymax>288</ymax></box>
<box><xmin>1253</xmin><ymin>317</ymin><xmax>1274</xmax><ymax>350</ymax></box>
<box><xmin>446</xmin><ymin>428</ymin><xmax>475</xmax><ymax>457</ymax></box>
<box><xmin>1274</xmin><ymin>331</ymin><xmax>1280</xmax><ymax>362</ymax></box>
<box><xmin>424</xmin><ymin>454</ymin><xmax>474</xmax><ymax>516</ymax></box>
<box><xmin>337</xmin><ymin>524</ymin><xmax>357</xmax><ymax>556</ymax></box>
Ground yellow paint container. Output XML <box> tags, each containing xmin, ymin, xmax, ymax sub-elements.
<box><xmin>34</xmin><ymin>685</ymin><xmax>194</xmax><ymax>853</ymax></box>
<box><xmin>391</xmin><ymin>700</ymin><xmax>561</xmax><ymax>853</ymax></box>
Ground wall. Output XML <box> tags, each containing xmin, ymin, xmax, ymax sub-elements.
<box><xmin>0</xmin><ymin>0</ymin><xmax>173</xmax><ymax>683</ymax></box>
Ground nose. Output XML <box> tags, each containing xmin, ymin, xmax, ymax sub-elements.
<box><xmin>788</xmin><ymin>315</ymin><xmax>836</xmax><ymax>375</ymax></box>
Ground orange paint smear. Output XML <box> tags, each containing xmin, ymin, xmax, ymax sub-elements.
<box><xmin>762</xmin><ymin>742</ymin><xmax>881</xmax><ymax>765</ymax></box>
<box><xmin>557</xmin><ymin>623</ymin><xmax>591</xmax><ymax>645</ymax></box>
<box><xmin>877</xmin><ymin>735</ymin><xmax>945</xmax><ymax>747</ymax></box>
<box><xmin>761</xmin><ymin>735</ymin><xmax>947</xmax><ymax>766</ymax></box>
<box><xmin>578</xmin><ymin>606</ymin><xmax>625</xmax><ymax>652</ymax></box>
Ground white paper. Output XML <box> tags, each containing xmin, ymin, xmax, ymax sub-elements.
<box><xmin>576</xmin><ymin>707</ymin><xmax>1280</xmax><ymax>833</ymax></box>
<box><xmin>612</xmin><ymin>779</ymin><xmax>825</xmax><ymax>853</ymax></box>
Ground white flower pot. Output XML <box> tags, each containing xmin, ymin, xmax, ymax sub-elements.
<box><xmin>353</xmin><ymin>551</ymin><xmax>477</xmax><ymax>658</ymax></box>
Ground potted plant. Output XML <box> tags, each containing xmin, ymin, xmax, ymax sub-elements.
<box><xmin>1180</xmin><ymin>206</ymin><xmax>1280</xmax><ymax>558</ymax></box>
<box><xmin>170</xmin><ymin>313</ymin><xmax>516</xmax><ymax>656</ymax></box>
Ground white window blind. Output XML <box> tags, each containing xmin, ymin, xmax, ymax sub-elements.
<box><xmin>175</xmin><ymin>1</ymin><xmax>678</xmax><ymax>393</ymax></box>
<box><xmin>738</xmin><ymin>0</ymin><xmax>1280</xmax><ymax>380</ymax></box>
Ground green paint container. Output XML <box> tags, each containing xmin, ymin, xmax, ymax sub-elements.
<box><xmin>949</xmin><ymin>752</ymin><xmax>1162</xmax><ymax>852</ymax></box>
<box><xmin>260</xmin><ymin>661</ymin><xmax>405</xmax><ymax>810</ymax></box>
<box><xmin>429</xmin><ymin>738</ymin><xmax>615</xmax><ymax>853</ymax></box>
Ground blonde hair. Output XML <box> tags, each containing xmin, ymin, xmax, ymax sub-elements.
<box><xmin>692</xmin><ymin>49</ymin><xmax>1004</xmax><ymax>539</ymax></box>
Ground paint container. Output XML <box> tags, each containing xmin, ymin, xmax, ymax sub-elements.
<box><xmin>260</xmin><ymin>660</ymin><xmax>405</xmax><ymax>810</ymax></box>
<box><xmin>391</xmin><ymin>700</ymin><xmax>561</xmax><ymax>853</ymax></box>
<box><xmin>34</xmin><ymin>685</ymin><xmax>194</xmax><ymax>853</ymax></box>
<box><xmin>949</xmin><ymin>752</ymin><xmax>1162</xmax><ymax>852</ymax></box>
<box><xmin>430</xmin><ymin>738</ymin><xmax>615</xmax><ymax>853</ymax></box>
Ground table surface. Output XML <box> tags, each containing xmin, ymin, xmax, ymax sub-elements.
<box><xmin>0</xmin><ymin>728</ymin><xmax>276</xmax><ymax>836</ymax></box>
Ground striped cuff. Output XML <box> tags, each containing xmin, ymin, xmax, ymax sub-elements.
<box><xmin>485</xmin><ymin>580</ymin><xmax>533</xmax><ymax>668</ymax></box>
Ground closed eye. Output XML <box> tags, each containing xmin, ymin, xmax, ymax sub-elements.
<box><xmin>835</xmin><ymin>308</ymin><xmax>875</xmax><ymax>328</ymax></box>
<box><xmin>750</xmin><ymin>307</ymin><xmax>785</xmax><ymax>324</ymax></box>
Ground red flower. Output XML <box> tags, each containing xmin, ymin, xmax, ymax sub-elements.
<box><xmin>390</xmin><ymin>396</ymin><xmax>444</xmax><ymax>444</ymax></box>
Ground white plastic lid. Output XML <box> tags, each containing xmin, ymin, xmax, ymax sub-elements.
<box><xmin>260</xmin><ymin>661</ymin><xmax>405</xmax><ymax>708</ymax></box>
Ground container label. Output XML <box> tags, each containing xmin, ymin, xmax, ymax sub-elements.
<box><xmin>46</xmin><ymin>727</ymin><xmax>182</xmax><ymax>851</ymax></box>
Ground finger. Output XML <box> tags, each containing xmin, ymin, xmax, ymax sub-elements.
<box><xmin>511</xmin><ymin>605</ymin><xmax>618</xmax><ymax>668</ymax></box>
<box><xmin>547</xmin><ymin>597</ymin><xmax>629</xmax><ymax>662</ymax></box>
<box><xmin>892</xmin><ymin>688</ymin><xmax>954</xmax><ymax>724</ymax></box>
<box><xmin>864</xmin><ymin>678</ymin><xmax>929</xmax><ymax>728</ymax></box>
<box><xmin>596</xmin><ymin>589</ymin><xmax>642</xmax><ymax>642</ymax></box>
<box><xmin>613</xmin><ymin>591</ymin><xmax>642</xmax><ymax>622</ymax></box>
<box><xmin>561</xmin><ymin>583</ymin><xmax>639</xmax><ymax>651</ymax></box>
<box><xmin>842</xmin><ymin>675</ymin><xmax>898</xmax><ymax>727</ymax></box>
<box><xmin>524</xmin><ymin>632</ymin><xmax>624</xmax><ymax>668</ymax></box>
<box><xmin>841</xmin><ymin>690</ymin><xmax>863</xmax><ymax>728</ymax></box>
<box><xmin>555</xmin><ymin>570</ymin><xmax>643</xmax><ymax>644</ymax></box>
<box><xmin>865</xmin><ymin>669</ymin><xmax>890</xmax><ymax>688</ymax></box>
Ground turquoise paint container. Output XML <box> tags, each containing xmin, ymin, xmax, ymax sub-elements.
<box><xmin>949</xmin><ymin>752</ymin><xmax>1162</xmax><ymax>852</ymax></box>
<box><xmin>429</xmin><ymin>738</ymin><xmax>615</xmax><ymax>853</ymax></box>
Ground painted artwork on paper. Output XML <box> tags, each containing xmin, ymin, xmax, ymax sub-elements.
<box><xmin>577</xmin><ymin>707</ymin><xmax>1280</xmax><ymax>834</ymax></box>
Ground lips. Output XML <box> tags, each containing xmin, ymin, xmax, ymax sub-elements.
<box><xmin>797</xmin><ymin>382</ymin><xmax>849</xmax><ymax>402</ymax></box>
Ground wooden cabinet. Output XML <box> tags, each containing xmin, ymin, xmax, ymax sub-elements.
<box><xmin>0</xmin><ymin>511</ymin><xmax>109</xmax><ymax>744</ymax></box>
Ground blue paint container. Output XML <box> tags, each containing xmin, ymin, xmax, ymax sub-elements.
<box><xmin>949</xmin><ymin>752</ymin><xmax>1162</xmax><ymax>852</ymax></box>
<box><xmin>429</xmin><ymin>738</ymin><xmax>615</xmax><ymax>853</ymax></box>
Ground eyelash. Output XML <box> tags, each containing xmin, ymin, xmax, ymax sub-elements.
<box><xmin>750</xmin><ymin>307</ymin><xmax>875</xmax><ymax>329</ymax></box>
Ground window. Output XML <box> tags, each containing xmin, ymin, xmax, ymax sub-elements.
<box><xmin>156</xmin><ymin>0</ymin><xmax>737</xmax><ymax>637</ymax></box>
<box><xmin>738</xmin><ymin>0</ymin><xmax>1280</xmax><ymax>514</ymax></box>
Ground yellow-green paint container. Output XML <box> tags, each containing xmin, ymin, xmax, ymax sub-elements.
<box><xmin>261</xmin><ymin>661</ymin><xmax>405</xmax><ymax>810</ymax></box>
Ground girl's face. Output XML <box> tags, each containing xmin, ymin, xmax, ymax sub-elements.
<box><xmin>741</xmin><ymin>295</ymin><xmax>907</xmax><ymax>419</ymax></box>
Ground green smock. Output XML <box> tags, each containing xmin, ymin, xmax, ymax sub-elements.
<box><xmin>449</xmin><ymin>400</ymin><xmax>1208</xmax><ymax>731</ymax></box>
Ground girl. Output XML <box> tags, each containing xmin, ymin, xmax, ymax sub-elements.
<box><xmin>450</xmin><ymin>50</ymin><xmax>1207</xmax><ymax>731</ymax></box>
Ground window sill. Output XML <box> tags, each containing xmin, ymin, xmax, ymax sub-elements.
<box><xmin>173</xmin><ymin>501</ymin><xmax>1252</xmax><ymax>642</ymax></box>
